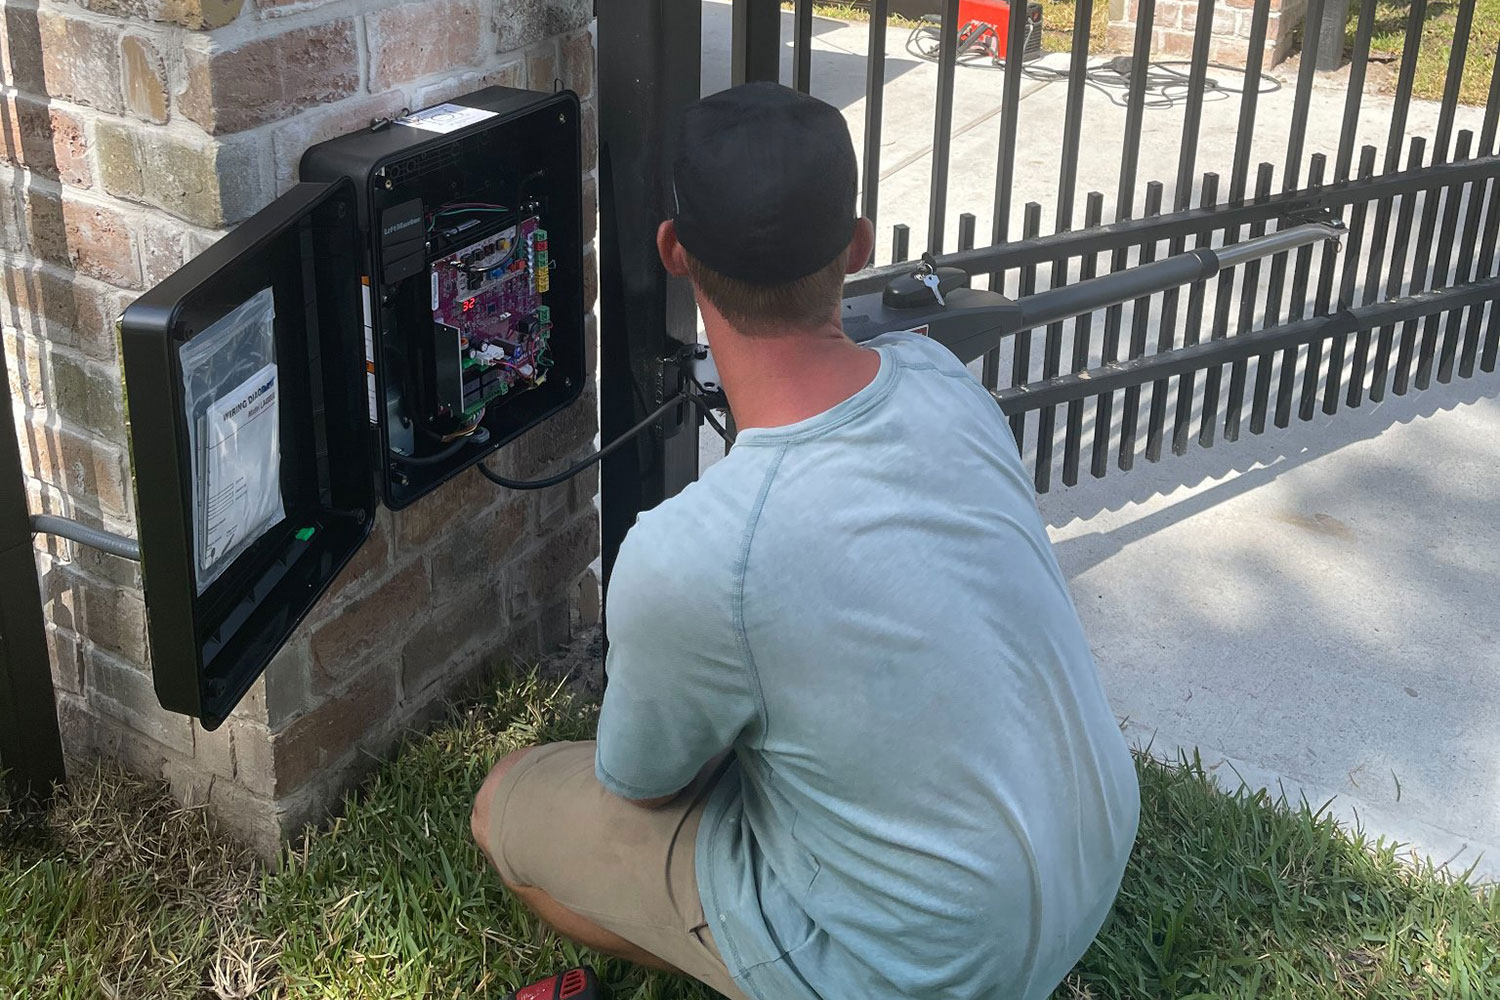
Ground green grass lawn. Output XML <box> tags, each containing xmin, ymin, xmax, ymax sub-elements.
<box><xmin>3</xmin><ymin>670</ymin><xmax>1497</xmax><ymax>999</ymax></box>
<box><xmin>1356</xmin><ymin>0</ymin><xmax>1500</xmax><ymax>104</ymax></box>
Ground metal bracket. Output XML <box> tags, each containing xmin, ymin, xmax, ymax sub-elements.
<box><xmin>1281</xmin><ymin>203</ymin><xmax>1343</xmax><ymax>229</ymax></box>
<box><xmin>671</xmin><ymin>344</ymin><xmax>728</xmax><ymax>412</ymax></box>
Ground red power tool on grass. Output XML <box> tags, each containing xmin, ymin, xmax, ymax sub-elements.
<box><xmin>506</xmin><ymin>966</ymin><xmax>605</xmax><ymax>1000</ymax></box>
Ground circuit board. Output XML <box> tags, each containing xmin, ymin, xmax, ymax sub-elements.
<box><xmin>429</xmin><ymin>217</ymin><xmax>553</xmax><ymax>418</ymax></box>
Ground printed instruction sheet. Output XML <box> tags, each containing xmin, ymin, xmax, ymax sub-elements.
<box><xmin>198</xmin><ymin>362</ymin><xmax>282</xmax><ymax>576</ymax></box>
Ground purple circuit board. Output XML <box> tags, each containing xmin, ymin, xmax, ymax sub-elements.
<box><xmin>429</xmin><ymin>215</ymin><xmax>553</xmax><ymax>418</ymax></box>
<box><xmin>430</xmin><ymin>216</ymin><xmax>541</xmax><ymax>342</ymax></box>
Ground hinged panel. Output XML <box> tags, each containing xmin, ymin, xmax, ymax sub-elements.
<box><xmin>120</xmin><ymin>179</ymin><xmax>375</xmax><ymax>730</ymax></box>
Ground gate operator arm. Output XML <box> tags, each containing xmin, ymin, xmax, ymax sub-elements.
<box><xmin>683</xmin><ymin>221</ymin><xmax>1344</xmax><ymax>413</ymax></box>
<box><xmin>836</xmin><ymin>221</ymin><xmax>1347</xmax><ymax>367</ymax></box>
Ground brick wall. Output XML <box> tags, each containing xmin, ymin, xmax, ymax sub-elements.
<box><xmin>2</xmin><ymin>0</ymin><xmax>601</xmax><ymax>856</ymax></box>
<box><xmin>1106</xmin><ymin>0</ymin><xmax>1308</xmax><ymax>67</ymax></box>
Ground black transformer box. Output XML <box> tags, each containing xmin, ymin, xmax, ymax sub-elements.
<box><xmin>119</xmin><ymin>88</ymin><xmax>584</xmax><ymax>729</ymax></box>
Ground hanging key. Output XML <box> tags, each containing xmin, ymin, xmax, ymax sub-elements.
<box><xmin>921</xmin><ymin>271</ymin><xmax>946</xmax><ymax>307</ymax></box>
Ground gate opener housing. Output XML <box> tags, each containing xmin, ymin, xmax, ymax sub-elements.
<box><xmin>119</xmin><ymin>88</ymin><xmax>584</xmax><ymax>728</ymax></box>
<box><xmin>683</xmin><ymin>223</ymin><xmax>1347</xmax><ymax>418</ymax></box>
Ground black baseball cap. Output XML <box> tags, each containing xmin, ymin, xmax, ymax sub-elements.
<box><xmin>670</xmin><ymin>82</ymin><xmax>858</xmax><ymax>284</ymax></box>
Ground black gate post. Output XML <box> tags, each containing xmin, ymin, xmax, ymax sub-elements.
<box><xmin>732</xmin><ymin>0</ymin><xmax>782</xmax><ymax>86</ymax></box>
<box><xmin>597</xmin><ymin>0</ymin><xmax>703</xmax><ymax>582</ymax></box>
<box><xmin>0</xmin><ymin>345</ymin><xmax>66</xmax><ymax>804</ymax></box>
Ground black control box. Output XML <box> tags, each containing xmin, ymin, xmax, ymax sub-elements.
<box><xmin>119</xmin><ymin>88</ymin><xmax>584</xmax><ymax>728</ymax></box>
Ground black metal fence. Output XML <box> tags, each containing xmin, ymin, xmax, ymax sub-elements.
<box><xmin>602</xmin><ymin>0</ymin><xmax>1498</xmax><ymax>570</ymax></box>
<box><xmin>759</xmin><ymin>0</ymin><xmax>1500</xmax><ymax>492</ymax></box>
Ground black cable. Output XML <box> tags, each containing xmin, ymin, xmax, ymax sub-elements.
<box><xmin>687</xmin><ymin>393</ymin><xmax>735</xmax><ymax>445</ymax></box>
<box><xmin>1018</xmin><ymin>57</ymin><xmax>1280</xmax><ymax>109</ymax></box>
<box><xmin>391</xmin><ymin>437</ymin><xmax>471</xmax><ymax>467</ymax></box>
<box><xmin>479</xmin><ymin>393</ymin><xmax>686</xmax><ymax>491</ymax></box>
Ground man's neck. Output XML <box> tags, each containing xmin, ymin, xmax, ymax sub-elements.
<box><xmin>703</xmin><ymin>313</ymin><xmax>881</xmax><ymax>432</ymax></box>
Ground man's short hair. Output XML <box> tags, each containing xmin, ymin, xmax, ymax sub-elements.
<box><xmin>684</xmin><ymin>247</ymin><xmax>849</xmax><ymax>333</ymax></box>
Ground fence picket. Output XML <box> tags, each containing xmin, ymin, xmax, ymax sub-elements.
<box><xmin>1335</xmin><ymin>0</ymin><xmax>1377</xmax><ymax>183</ymax></box>
<box><xmin>1346</xmin><ymin>145</ymin><xmax>1384</xmax><ymax>407</ymax></box>
<box><xmin>1226</xmin><ymin>164</ymin><xmax>1276</xmax><ymax>440</ymax></box>
<box><xmin>1172</xmin><ymin>174</ymin><xmax>1218</xmax><ymax>455</ymax></box>
<box><xmin>1432</xmin><ymin>0</ymin><xmax>1477</xmax><ymax>165</ymax></box>
<box><xmin>1229</xmin><ymin>0</ymin><xmax>1272</xmax><ymax>202</ymax></box>
<box><xmin>1430</xmin><ymin>132</ymin><xmax>1476</xmax><ymax>385</ymax></box>
<box><xmin>1329</xmin><ymin>146</ymin><xmax>1378</xmax><ymax>413</ymax></box>
<box><xmin>1395</xmin><ymin>139</ymin><xmax>1441</xmax><ymax>395</ymax></box>
<box><xmin>860</xmin><ymin>0</ymin><xmax>889</xmax><ymax>256</ymax></box>
<box><xmin>985</xmin><ymin>0</ymin><xmax>1033</xmax><ymax>388</ymax></box>
<box><xmin>1010</xmin><ymin>203</ymin><xmax>1043</xmax><ymax>451</ymax></box>
<box><xmin>928</xmin><ymin>0</ymin><xmax>959</xmax><ymax>253</ymax></box>
<box><xmin>1370</xmin><ymin>138</ymin><xmax>1426</xmax><ymax>401</ymax></box>
<box><xmin>1299</xmin><ymin>154</ymin><xmax>1339</xmax><ymax>421</ymax></box>
<box><xmin>1384</xmin><ymin>0</ymin><xmax>1429</xmax><ymax>174</ymax></box>
<box><xmin>1064</xmin><ymin>192</ymin><xmax>1105</xmax><ymax>486</ymax></box>
<box><xmin>1251</xmin><ymin>160</ymin><xmax>1287</xmax><ymax>434</ymax></box>
<box><xmin>1275</xmin><ymin>155</ymin><xmax>1326</xmax><ymax>427</ymax></box>
<box><xmin>1118</xmin><ymin>182</ymin><xmax>1165</xmax><ymax>471</ymax></box>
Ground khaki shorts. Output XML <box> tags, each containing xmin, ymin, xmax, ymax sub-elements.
<box><xmin>480</xmin><ymin>741</ymin><xmax>749</xmax><ymax>1000</ymax></box>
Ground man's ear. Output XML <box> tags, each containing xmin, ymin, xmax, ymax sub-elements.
<box><xmin>845</xmin><ymin>217</ymin><xmax>875</xmax><ymax>275</ymax></box>
<box><xmin>657</xmin><ymin>220</ymin><xmax>690</xmax><ymax>277</ymax></box>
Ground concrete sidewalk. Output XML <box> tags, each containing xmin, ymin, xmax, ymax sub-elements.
<box><xmin>691</xmin><ymin>3</ymin><xmax>1500</xmax><ymax>881</ymax></box>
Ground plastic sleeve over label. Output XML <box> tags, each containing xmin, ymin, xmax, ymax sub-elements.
<box><xmin>178</xmin><ymin>286</ymin><xmax>286</xmax><ymax>592</ymax></box>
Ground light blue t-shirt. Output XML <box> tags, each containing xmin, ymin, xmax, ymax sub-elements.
<box><xmin>597</xmin><ymin>332</ymin><xmax>1140</xmax><ymax>1000</ymax></box>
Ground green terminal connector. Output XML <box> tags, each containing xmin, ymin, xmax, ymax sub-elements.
<box><xmin>537</xmin><ymin>305</ymin><xmax>551</xmax><ymax>325</ymax></box>
<box><xmin>295</xmin><ymin>526</ymin><xmax>316</xmax><ymax>542</ymax></box>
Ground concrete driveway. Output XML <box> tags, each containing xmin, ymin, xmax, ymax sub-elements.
<box><xmin>691</xmin><ymin>2</ymin><xmax>1500</xmax><ymax>881</ymax></box>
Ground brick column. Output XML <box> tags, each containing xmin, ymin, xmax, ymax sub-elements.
<box><xmin>1107</xmin><ymin>0</ymin><xmax>1308</xmax><ymax>67</ymax></box>
<box><xmin>3</xmin><ymin>0</ymin><xmax>600</xmax><ymax>856</ymax></box>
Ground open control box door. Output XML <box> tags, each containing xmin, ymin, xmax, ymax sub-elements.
<box><xmin>120</xmin><ymin>179</ymin><xmax>375</xmax><ymax>730</ymax></box>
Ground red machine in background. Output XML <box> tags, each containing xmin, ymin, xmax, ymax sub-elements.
<box><xmin>908</xmin><ymin>0</ymin><xmax>1045</xmax><ymax>65</ymax></box>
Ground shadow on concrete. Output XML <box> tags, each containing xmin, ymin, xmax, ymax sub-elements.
<box><xmin>1033</xmin><ymin>345</ymin><xmax>1498</xmax><ymax>526</ymax></box>
<box><xmin>699</xmin><ymin>2</ymin><xmax>928</xmax><ymax>109</ymax></box>
<box><xmin>1044</xmin><ymin>370</ymin><xmax>1498</xmax><ymax>559</ymax></box>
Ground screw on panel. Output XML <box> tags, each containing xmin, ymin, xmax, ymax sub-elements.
<box><xmin>559</xmin><ymin>112</ymin><xmax>567</xmax><ymax>123</ymax></box>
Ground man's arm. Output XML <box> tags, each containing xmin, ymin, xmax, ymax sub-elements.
<box><xmin>620</xmin><ymin>752</ymin><xmax>730</xmax><ymax>810</ymax></box>
<box><xmin>594</xmin><ymin>530</ymin><xmax>757</xmax><ymax>807</ymax></box>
